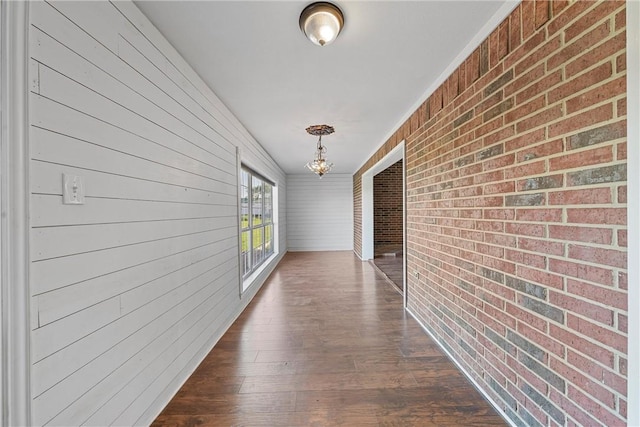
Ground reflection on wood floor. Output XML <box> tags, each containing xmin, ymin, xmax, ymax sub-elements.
<box><xmin>373</xmin><ymin>244</ymin><xmax>404</xmax><ymax>291</ymax></box>
<box><xmin>152</xmin><ymin>251</ymin><xmax>506</xmax><ymax>427</ymax></box>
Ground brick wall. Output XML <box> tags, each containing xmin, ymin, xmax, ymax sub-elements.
<box><xmin>374</xmin><ymin>160</ymin><xmax>403</xmax><ymax>247</ymax></box>
<box><xmin>353</xmin><ymin>1</ymin><xmax>627</xmax><ymax>425</ymax></box>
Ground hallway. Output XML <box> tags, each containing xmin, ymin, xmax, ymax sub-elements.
<box><xmin>153</xmin><ymin>251</ymin><xmax>506</xmax><ymax>426</ymax></box>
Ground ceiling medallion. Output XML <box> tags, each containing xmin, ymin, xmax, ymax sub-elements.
<box><xmin>305</xmin><ymin>124</ymin><xmax>335</xmax><ymax>178</ymax></box>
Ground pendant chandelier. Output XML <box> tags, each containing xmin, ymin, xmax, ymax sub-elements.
<box><xmin>305</xmin><ymin>124</ymin><xmax>335</xmax><ymax>178</ymax></box>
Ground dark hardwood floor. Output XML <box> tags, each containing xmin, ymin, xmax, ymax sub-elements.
<box><xmin>372</xmin><ymin>244</ymin><xmax>404</xmax><ymax>292</ymax></box>
<box><xmin>152</xmin><ymin>251</ymin><xmax>507</xmax><ymax>427</ymax></box>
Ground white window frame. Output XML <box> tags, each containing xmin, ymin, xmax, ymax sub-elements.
<box><xmin>239</xmin><ymin>165</ymin><xmax>275</xmax><ymax>293</ymax></box>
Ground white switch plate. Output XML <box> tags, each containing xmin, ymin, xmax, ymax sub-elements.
<box><xmin>62</xmin><ymin>173</ymin><xmax>85</xmax><ymax>205</ymax></box>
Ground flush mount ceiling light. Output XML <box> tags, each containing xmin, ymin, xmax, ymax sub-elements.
<box><xmin>305</xmin><ymin>124</ymin><xmax>335</xmax><ymax>178</ymax></box>
<box><xmin>299</xmin><ymin>2</ymin><xmax>344</xmax><ymax>46</ymax></box>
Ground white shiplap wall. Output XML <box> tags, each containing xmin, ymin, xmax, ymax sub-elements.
<box><xmin>286</xmin><ymin>174</ymin><xmax>353</xmax><ymax>251</ymax></box>
<box><xmin>28</xmin><ymin>1</ymin><xmax>286</xmax><ymax>425</ymax></box>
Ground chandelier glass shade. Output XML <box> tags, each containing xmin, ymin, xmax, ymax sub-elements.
<box><xmin>305</xmin><ymin>124</ymin><xmax>335</xmax><ymax>178</ymax></box>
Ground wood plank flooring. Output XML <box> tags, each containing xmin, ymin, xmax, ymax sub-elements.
<box><xmin>152</xmin><ymin>251</ymin><xmax>506</xmax><ymax>426</ymax></box>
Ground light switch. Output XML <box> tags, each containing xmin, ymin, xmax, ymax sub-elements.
<box><xmin>62</xmin><ymin>173</ymin><xmax>85</xmax><ymax>205</ymax></box>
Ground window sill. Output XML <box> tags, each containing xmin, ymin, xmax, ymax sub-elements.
<box><xmin>241</xmin><ymin>252</ymin><xmax>278</xmax><ymax>294</ymax></box>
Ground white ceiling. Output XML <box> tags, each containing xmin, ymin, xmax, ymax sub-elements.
<box><xmin>135</xmin><ymin>1</ymin><xmax>516</xmax><ymax>175</ymax></box>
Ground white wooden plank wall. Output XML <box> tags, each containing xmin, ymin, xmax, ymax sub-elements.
<box><xmin>286</xmin><ymin>174</ymin><xmax>353</xmax><ymax>251</ymax></box>
<box><xmin>28</xmin><ymin>1</ymin><xmax>286</xmax><ymax>425</ymax></box>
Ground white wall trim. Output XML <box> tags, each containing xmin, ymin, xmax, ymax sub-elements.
<box><xmin>406</xmin><ymin>307</ymin><xmax>517</xmax><ymax>427</ymax></box>
<box><xmin>0</xmin><ymin>1</ymin><xmax>31</xmax><ymax>425</ymax></box>
<box><xmin>361</xmin><ymin>141</ymin><xmax>405</xmax><ymax>261</ymax></box>
<box><xmin>627</xmin><ymin>1</ymin><xmax>639</xmax><ymax>425</ymax></box>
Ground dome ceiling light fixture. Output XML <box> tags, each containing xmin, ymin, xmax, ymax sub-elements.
<box><xmin>299</xmin><ymin>2</ymin><xmax>344</xmax><ymax>47</ymax></box>
<box><xmin>305</xmin><ymin>124</ymin><xmax>335</xmax><ymax>178</ymax></box>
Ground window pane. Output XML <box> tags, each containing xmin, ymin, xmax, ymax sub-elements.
<box><xmin>241</xmin><ymin>230</ymin><xmax>251</xmax><ymax>276</ymax></box>
<box><xmin>265</xmin><ymin>224</ymin><xmax>273</xmax><ymax>256</ymax></box>
<box><xmin>253</xmin><ymin>227</ymin><xmax>264</xmax><ymax>265</ymax></box>
<box><xmin>241</xmin><ymin>169</ymin><xmax>249</xmax><ymax>187</ymax></box>
<box><xmin>264</xmin><ymin>184</ymin><xmax>272</xmax><ymax>224</ymax></box>
<box><xmin>252</xmin><ymin>177</ymin><xmax>263</xmax><ymax>227</ymax></box>
<box><xmin>240</xmin><ymin>185</ymin><xmax>249</xmax><ymax>229</ymax></box>
<box><xmin>241</xmin><ymin>168</ymin><xmax>276</xmax><ymax>284</ymax></box>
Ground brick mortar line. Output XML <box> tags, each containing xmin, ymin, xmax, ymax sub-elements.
<box><xmin>405</xmin><ymin>220</ymin><xmax>626</xmax><ymax>253</ymax></box>
<box><xmin>413</xmin><ymin>280</ymin><xmax>627</xmax><ymax>410</ymax></box>
<box><xmin>406</xmin><ymin>237</ymin><xmax>626</xmax><ymax>292</ymax></box>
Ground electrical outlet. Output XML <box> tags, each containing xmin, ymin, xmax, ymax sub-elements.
<box><xmin>62</xmin><ymin>174</ymin><xmax>85</xmax><ymax>205</ymax></box>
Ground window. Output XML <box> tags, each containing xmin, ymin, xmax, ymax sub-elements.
<box><xmin>240</xmin><ymin>168</ymin><xmax>274</xmax><ymax>281</ymax></box>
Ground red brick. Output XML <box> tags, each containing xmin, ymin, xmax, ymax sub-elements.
<box><xmin>505</xmin><ymin>249</ymin><xmax>547</xmax><ymax>269</ymax></box>
<box><xmin>466</xmin><ymin>48</ymin><xmax>481</xmax><ymax>87</ymax></box>
<box><xmin>568</xmin><ymin>244</ymin><xmax>627</xmax><ymax>269</ymax></box>
<box><xmin>488</xmin><ymin>28</ymin><xmax>499</xmax><ymax>70</ymax></box>
<box><xmin>549</xmin><ymin>291</ymin><xmax>613</xmax><ymax>326</ymax></box>
<box><xmin>568</xmin><ymin>350</ymin><xmax>626</xmax><ymax>395</ymax></box>
<box><xmin>617</xmin><ymin>185</ymin><xmax>627</xmax><ymax>203</ymax></box>
<box><xmin>509</xmin><ymin>5</ymin><xmax>522</xmax><ymax>52</ymax></box>
<box><xmin>566</xmin><ymin>207</ymin><xmax>626</xmax><ymax>225</ymax></box>
<box><xmin>518</xmin><ymin>237</ymin><xmax>565</xmax><ymax>256</ymax></box>
<box><xmin>620</xmin><ymin>356</ymin><xmax>628</xmax><ymax>376</ymax></box>
<box><xmin>549</xmin><ymin>103</ymin><xmax>614</xmax><ymax>138</ymax></box>
<box><xmin>483</xmin><ymin>208</ymin><xmax>515</xmax><ymax>221</ymax></box>
<box><xmin>517</xmin><ymin>104</ymin><xmax>564</xmax><ymax>134</ymax></box>
<box><xmin>504</xmin><ymin>160</ymin><xmax>545</xmax><ymax>179</ymax></box>
<box><xmin>549</xmin><ymin>388</ymin><xmax>601</xmax><ymax>427</ymax></box>
<box><xmin>505</xmin><ymin>128</ymin><xmax>546</xmax><ymax>152</ymax></box>
<box><xmin>619</xmin><ymin>271</ymin><xmax>627</xmax><ymax>290</ymax></box>
<box><xmin>505</xmin><ymin>63</ymin><xmax>545</xmax><ymax>96</ymax></box>
<box><xmin>549</xmin><ymin>145</ymin><xmax>613</xmax><ymax>172</ymax></box>
<box><xmin>483</xmin><ymin>153</ymin><xmax>515</xmax><ymax>171</ymax></box>
<box><xmin>548</xmin><ymin>225</ymin><xmax>613</xmax><ymax>245</ymax></box>
<box><xmin>618</xmin><ymin>230</ymin><xmax>627</xmax><ymax>248</ymax></box>
<box><xmin>497</xmin><ymin>19</ymin><xmax>509</xmax><ymax>62</ymax></box>
<box><xmin>566</xmin><ymin>31</ymin><xmax>627</xmax><ymax>79</ymax></box>
<box><xmin>615</xmin><ymin>8</ymin><xmax>626</xmax><ymax>30</ymax></box>
<box><xmin>548</xmin><ymin>21</ymin><xmax>612</xmax><ymax>70</ymax></box>
<box><xmin>505</xmin><ymin>222</ymin><xmax>545</xmax><ymax>238</ymax></box>
<box><xmin>534</xmin><ymin>0</ymin><xmax>550</xmax><ymax>28</ymax></box>
<box><xmin>568</xmin><ymin>385</ymin><xmax>626</xmax><ymax>426</ymax></box>
<box><xmin>548</xmin><ymin>61</ymin><xmax>612</xmax><ymax>104</ymax></box>
<box><xmin>565</xmin><ymin>76</ymin><xmax>626</xmax><ymax>115</ymax></box>
<box><xmin>549</xmin><ymin>258</ymin><xmax>613</xmax><ymax>286</ymax></box>
<box><xmin>505</xmin><ymin>95</ymin><xmax>545</xmax><ymax>125</ymax></box>
<box><xmin>618</xmin><ymin>313</ymin><xmax>627</xmax><ymax>334</ymax></box>
<box><xmin>521</xmin><ymin>0</ymin><xmax>536</xmax><ymax>40</ymax></box>
<box><xmin>516</xmin><ymin>70</ymin><xmax>563</xmax><ymax>105</ymax></box>
<box><xmin>483</xmin><ymin>126</ymin><xmax>516</xmax><ymax>147</ymax></box>
<box><xmin>517</xmin><ymin>320</ymin><xmax>565</xmax><ymax>357</ymax></box>
<box><xmin>551</xmin><ymin>358</ymin><xmax>616</xmax><ymax>409</ymax></box>
<box><xmin>484</xmin><ymin>181</ymin><xmax>515</xmax><ymax>195</ymax></box>
<box><xmin>567</xmin><ymin>1</ymin><xmax>622</xmax><ymax>42</ymax></box>
<box><xmin>507</xmin><ymin>302</ymin><xmax>549</xmax><ymax>332</ymax></box>
<box><xmin>548</xmin><ymin>187</ymin><xmax>612</xmax><ymax>206</ymax></box>
<box><xmin>617</xmin><ymin>141</ymin><xmax>627</xmax><ymax>160</ymax></box>
<box><xmin>567</xmin><ymin>314</ymin><xmax>626</xmax><ymax>353</ymax></box>
<box><xmin>517</xmin><ymin>265</ymin><xmax>564</xmax><ymax>289</ymax></box>
<box><xmin>567</xmin><ymin>279</ymin><xmax>627</xmax><ymax>311</ymax></box>
<box><xmin>515</xmin><ymin>208</ymin><xmax>562</xmax><ymax>223</ymax></box>
<box><xmin>506</xmin><ymin>30</ymin><xmax>546</xmax><ymax>71</ymax></box>
<box><xmin>547</xmin><ymin>0</ymin><xmax>592</xmax><ymax>34</ymax></box>
<box><xmin>551</xmin><ymin>0</ymin><xmax>569</xmax><ymax>18</ymax></box>
<box><xmin>549</xmin><ymin>324</ymin><xmax>614</xmax><ymax>367</ymax></box>
<box><xmin>617</xmin><ymin>52</ymin><xmax>627</xmax><ymax>73</ymax></box>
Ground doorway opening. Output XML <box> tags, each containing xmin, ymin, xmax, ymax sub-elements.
<box><xmin>372</xmin><ymin>160</ymin><xmax>403</xmax><ymax>291</ymax></box>
<box><xmin>361</xmin><ymin>141</ymin><xmax>406</xmax><ymax>304</ymax></box>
